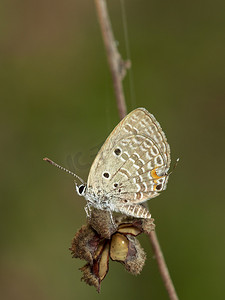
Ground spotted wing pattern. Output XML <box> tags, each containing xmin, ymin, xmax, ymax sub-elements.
<box><xmin>87</xmin><ymin>108</ymin><xmax>171</xmax><ymax>218</ymax></box>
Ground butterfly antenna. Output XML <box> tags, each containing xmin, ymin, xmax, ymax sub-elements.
<box><xmin>43</xmin><ymin>157</ymin><xmax>85</xmax><ymax>184</ymax></box>
<box><xmin>167</xmin><ymin>158</ymin><xmax>180</xmax><ymax>176</ymax></box>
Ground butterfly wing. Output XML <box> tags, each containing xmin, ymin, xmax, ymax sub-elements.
<box><xmin>87</xmin><ymin>108</ymin><xmax>171</xmax><ymax>207</ymax></box>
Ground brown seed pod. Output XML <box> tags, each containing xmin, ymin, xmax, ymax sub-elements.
<box><xmin>110</xmin><ymin>233</ymin><xmax>129</xmax><ymax>261</ymax></box>
<box><xmin>98</xmin><ymin>242</ymin><xmax>110</xmax><ymax>281</ymax></box>
<box><xmin>70</xmin><ymin>211</ymin><xmax>155</xmax><ymax>291</ymax></box>
<box><xmin>117</xmin><ymin>224</ymin><xmax>142</xmax><ymax>236</ymax></box>
<box><xmin>89</xmin><ymin>208</ymin><xmax>117</xmax><ymax>239</ymax></box>
<box><xmin>80</xmin><ymin>264</ymin><xmax>100</xmax><ymax>292</ymax></box>
<box><xmin>124</xmin><ymin>235</ymin><xmax>146</xmax><ymax>275</ymax></box>
<box><xmin>70</xmin><ymin>225</ymin><xmax>100</xmax><ymax>264</ymax></box>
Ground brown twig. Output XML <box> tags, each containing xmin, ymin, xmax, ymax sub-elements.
<box><xmin>95</xmin><ymin>0</ymin><xmax>128</xmax><ymax>120</ymax></box>
<box><xmin>149</xmin><ymin>231</ymin><xmax>179</xmax><ymax>300</ymax></box>
<box><xmin>94</xmin><ymin>1</ymin><xmax>179</xmax><ymax>300</ymax></box>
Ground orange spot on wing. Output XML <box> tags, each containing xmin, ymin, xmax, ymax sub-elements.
<box><xmin>151</xmin><ymin>168</ymin><xmax>161</xmax><ymax>180</ymax></box>
<box><xmin>151</xmin><ymin>168</ymin><xmax>162</xmax><ymax>191</ymax></box>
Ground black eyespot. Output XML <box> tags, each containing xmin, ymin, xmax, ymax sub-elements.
<box><xmin>114</xmin><ymin>148</ymin><xmax>121</xmax><ymax>156</ymax></box>
<box><xmin>156</xmin><ymin>184</ymin><xmax>162</xmax><ymax>191</ymax></box>
<box><xmin>103</xmin><ymin>172</ymin><xmax>110</xmax><ymax>178</ymax></box>
<box><xmin>78</xmin><ymin>185</ymin><xmax>85</xmax><ymax>194</ymax></box>
<box><xmin>114</xmin><ymin>183</ymin><xmax>118</xmax><ymax>188</ymax></box>
<box><xmin>118</xmin><ymin>188</ymin><xmax>121</xmax><ymax>193</ymax></box>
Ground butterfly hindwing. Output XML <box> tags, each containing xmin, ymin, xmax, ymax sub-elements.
<box><xmin>87</xmin><ymin>108</ymin><xmax>171</xmax><ymax>206</ymax></box>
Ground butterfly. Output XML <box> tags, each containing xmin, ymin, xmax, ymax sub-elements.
<box><xmin>44</xmin><ymin>108</ymin><xmax>172</xmax><ymax>220</ymax></box>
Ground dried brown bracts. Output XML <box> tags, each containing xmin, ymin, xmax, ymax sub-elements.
<box><xmin>70</xmin><ymin>209</ymin><xmax>155</xmax><ymax>292</ymax></box>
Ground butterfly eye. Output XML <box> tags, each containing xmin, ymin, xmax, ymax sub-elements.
<box><xmin>114</xmin><ymin>148</ymin><xmax>121</xmax><ymax>156</ymax></box>
<box><xmin>78</xmin><ymin>184</ymin><xmax>86</xmax><ymax>195</ymax></box>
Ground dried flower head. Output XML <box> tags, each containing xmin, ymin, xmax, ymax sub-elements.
<box><xmin>70</xmin><ymin>208</ymin><xmax>155</xmax><ymax>292</ymax></box>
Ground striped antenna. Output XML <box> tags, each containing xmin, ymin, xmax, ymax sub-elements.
<box><xmin>43</xmin><ymin>157</ymin><xmax>85</xmax><ymax>184</ymax></box>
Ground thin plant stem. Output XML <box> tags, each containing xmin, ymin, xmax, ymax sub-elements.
<box><xmin>149</xmin><ymin>231</ymin><xmax>179</xmax><ymax>300</ymax></box>
<box><xmin>95</xmin><ymin>0</ymin><xmax>128</xmax><ymax>120</ymax></box>
<box><xmin>94</xmin><ymin>1</ymin><xmax>179</xmax><ymax>299</ymax></box>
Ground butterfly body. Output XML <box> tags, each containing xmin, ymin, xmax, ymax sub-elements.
<box><xmin>84</xmin><ymin>187</ymin><xmax>114</xmax><ymax>211</ymax></box>
<box><xmin>79</xmin><ymin>185</ymin><xmax>152</xmax><ymax>219</ymax></box>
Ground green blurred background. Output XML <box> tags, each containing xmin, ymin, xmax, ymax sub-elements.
<box><xmin>1</xmin><ymin>0</ymin><xmax>225</xmax><ymax>299</ymax></box>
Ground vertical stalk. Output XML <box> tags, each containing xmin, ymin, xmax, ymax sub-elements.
<box><xmin>94</xmin><ymin>1</ymin><xmax>179</xmax><ymax>299</ymax></box>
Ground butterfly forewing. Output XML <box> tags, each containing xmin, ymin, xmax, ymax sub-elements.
<box><xmin>87</xmin><ymin>108</ymin><xmax>171</xmax><ymax>208</ymax></box>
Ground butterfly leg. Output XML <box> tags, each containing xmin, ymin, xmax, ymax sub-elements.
<box><xmin>108</xmin><ymin>210</ymin><xmax>117</xmax><ymax>229</ymax></box>
<box><xmin>84</xmin><ymin>203</ymin><xmax>92</xmax><ymax>218</ymax></box>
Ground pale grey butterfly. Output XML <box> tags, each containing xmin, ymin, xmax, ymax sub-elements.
<box><xmin>44</xmin><ymin>108</ymin><xmax>173</xmax><ymax>221</ymax></box>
